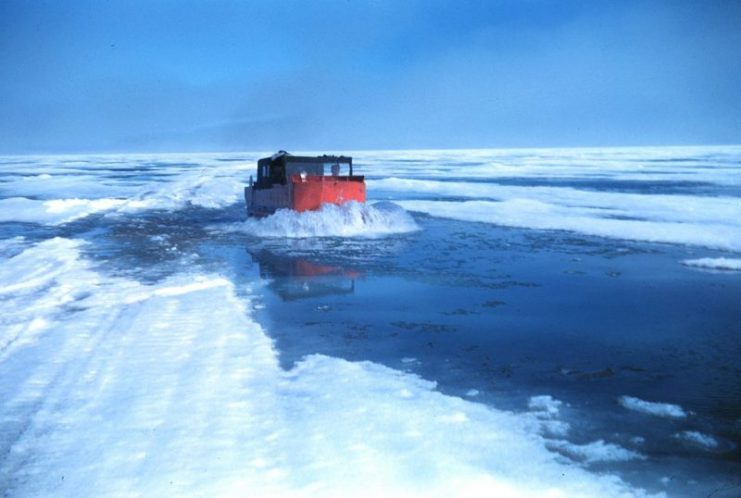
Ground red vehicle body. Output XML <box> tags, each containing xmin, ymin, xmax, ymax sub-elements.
<box><xmin>244</xmin><ymin>151</ymin><xmax>366</xmax><ymax>217</ymax></box>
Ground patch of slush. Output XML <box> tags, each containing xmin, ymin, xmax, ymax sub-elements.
<box><xmin>0</xmin><ymin>238</ymin><xmax>660</xmax><ymax>497</ymax></box>
<box><xmin>397</xmin><ymin>199</ymin><xmax>741</xmax><ymax>251</ymax></box>
<box><xmin>673</xmin><ymin>431</ymin><xmax>719</xmax><ymax>450</ymax></box>
<box><xmin>219</xmin><ymin>201</ymin><xmax>419</xmax><ymax>238</ymax></box>
<box><xmin>619</xmin><ymin>396</ymin><xmax>688</xmax><ymax>419</ymax></box>
<box><xmin>682</xmin><ymin>258</ymin><xmax>741</xmax><ymax>271</ymax></box>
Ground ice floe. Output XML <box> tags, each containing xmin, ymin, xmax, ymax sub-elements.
<box><xmin>528</xmin><ymin>395</ymin><xmax>563</xmax><ymax>417</ymax></box>
<box><xmin>682</xmin><ymin>258</ymin><xmax>741</xmax><ymax>271</ymax></box>
<box><xmin>673</xmin><ymin>431</ymin><xmax>719</xmax><ymax>450</ymax></box>
<box><xmin>546</xmin><ymin>440</ymin><xmax>646</xmax><ymax>464</ymax></box>
<box><xmin>397</xmin><ymin>199</ymin><xmax>741</xmax><ymax>251</ymax></box>
<box><xmin>618</xmin><ymin>396</ymin><xmax>688</xmax><ymax>419</ymax></box>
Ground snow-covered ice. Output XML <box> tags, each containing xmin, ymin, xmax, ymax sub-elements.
<box><xmin>396</xmin><ymin>198</ymin><xmax>741</xmax><ymax>251</ymax></box>
<box><xmin>0</xmin><ymin>238</ymin><xmax>658</xmax><ymax>497</ymax></box>
<box><xmin>546</xmin><ymin>440</ymin><xmax>646</xmax><ymax>464</ymax></box>
<box><xmin>673</xmin><ymin>431</ymin><xmax>719</xmax><ymax>450</ymax></box>
<box><xmin>682</xmin><ymin>257</ymin><xmax>741</xmax><ymax>271</ymax></box>
<box><xmin>618</xmin><ymin>396</ymin><xmax>688</xmax><ymax>419</ymax></box>
<box><xmin>1</xmin><ymin>147</ymin><xmax>739</xmax><ymax>497</ymax></box>
<box><xmin>528</xmin><ymin>395</ymin><xmax>564</xmax><ymax>417</ymax></box>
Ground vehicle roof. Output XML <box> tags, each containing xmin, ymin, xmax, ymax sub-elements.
<box><xmin>258</xmin><ymin>151</ymin><xmax>351</xmax><ymax>165</ymax></box>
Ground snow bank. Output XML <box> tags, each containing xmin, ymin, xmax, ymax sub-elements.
<box><xmin>219</xmin><ymin>201</ymin><xmax>419</xmax><ymax>238</ymax></box>
<box><xmin>618</xmin><ymin>396</ymin><xmax>688</xmax><ymax>419</ymax></box>
<box><xmin>682</xmin><ymin>258</ymin><xmax>741</xmax><ymax>271</ymax></box>
<box><xmin>0</xmin><ymin>239</ymin><xmax>660</xmax><ymax>497</ymax></box>
<box><xmin>397</xmin><ymin>199</ymin><xmax>741</xmax><ymax>251</ymax></box>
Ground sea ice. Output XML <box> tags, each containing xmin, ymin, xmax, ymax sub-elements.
<box><xmin>673</xmin><ymin>431</ymin><xmax>719</xmax><ymax>450</ymax></box>
<box><xmin>618</xmin><ymin>396</ymin><xmax>688</xmax><ymax>419</ymax></box>
<box><xmin>528</xmin><ymin>395</ymin><xmax>563</xmax><ymax>417</ymax></box>
<box><xmin>546</xmin><ymin>439</ymin><xmax>646</xmax><ymax>464</ymax></box>
<box><xmin>682</xmin><ymin>258</ymin><xmax>741</xmax><ymax>271</ymax></box>
<box><xmin>397</xmin><ymin>199</ymin><xmax>741</xmax><ymax>251</ymax></box>
<box><xmin>0</xmin><ymin>238</ymin><xmax>661</xmax><ymax>497</ymax></box>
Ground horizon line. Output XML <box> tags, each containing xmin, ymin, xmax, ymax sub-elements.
<box><xmin>2</xmin><ymin>143</ymin><xmax>741</xmax><ymax>158</ymax></box>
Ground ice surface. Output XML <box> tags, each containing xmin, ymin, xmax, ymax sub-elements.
<box><xmin>397</xmin><ymin>199</ymin><xmax>741</xmax><ymax>251</ymax></box>
<box><xmin>682</xmin><ymin>258</ymin><xmax>741</xmax><ymax>271</ymax></box>
<box><xmin>528</xmin><ymin>395</ymin><xmax>563</xmax><ymax>417</ymax></box>
<box><xmin>618</xmin><ymin>396</ymin><xmax>688</xmax><ymax>419</ymax></box>
<box><xmin>219</xmin><ymin>201</ymin><xmax>419</xmax><ymax>238</ymax></box>
<box><xmin>357</xmin><ymin>146</ymin><xmax>741</xmax><ymax>185</ymax></box>
<box><xmin>673</xmin><ymin>431</ymin><xmax>719</xmax><ymax>450</ymax></box>
<box><xmin>373</xmin><ymin>178</ymin><xmax>741</xmax><ymax>227</ymax></box>
<box><xmin>0</xmin><ymin>197</ymin><xmax>128</xmax><ymax>225</ymax></box>
<box><xmin>0</xmin><ymin>236</ymin><xmax>27</xmax><ymax>257</ymax></box>
<box><xmin>547</xmin><ymin>440</ymin><xmax>646</xmax><ymax>464</ymax></box>
<box><xmin>0</xmin><ymin>238</ymin><xmax>660</xmax><ymax>497</ymax></box>
<box><xmin>2</xmin><ymin>148</ymin><xmax>738</xmax><ymax>495</ymax></box>
<box><xmin>0</xmin><ymin>156</ymin><xmax>249</xmax><ymax>225</ymax></box>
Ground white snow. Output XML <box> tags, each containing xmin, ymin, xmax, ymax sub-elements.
<box><xmin>0</xmin><ymin>155</ymin><xmax>251</xmax><ymax>225</ymax></box>
<box><xmin>673</xmin><ymin>431</ymin><xmax>719</xmax><ymax>450</ymax></box>
<box><xmin>396</xmin><ymin>199</ymin><xmax>741</xmax><ymax>251</ymax></box>
<box><xmin>219</xmin><ymin>201</ymin><xmax>419</xmax><ymax>238</ymax></box>
<box><xmin>528</xmin><ymin>395</ymin><xmax>564</xmax><ymax>417</ymax></box>
<box><xmin>0</xmin><ymin>238</ymin><xmax>660</xmax><ymax>497</ymax></box>
<box><xmin>0</xmin><ymin>197</ymin><xmax>128</xmax><ymax>225</ymax></box>
<box><xmin>618</xmin><ymin>396</ymin><xmax>688</xmax><ymax>419</ymax></box>
<box><xmin>355</xmin><ymin>146</ymin><xmax>741</xmax><ymax>186</ymax></box>
<box><xmin>546</xmin><ymin>440</ymin><xmax>646</xmax><ymax>464</ymax></box>
<box><xmin>373</xmin><ymin>178</ymin><xmax>741</xmax><ymax>228</ymax></box>
<box><xmin>682</xmin><ymin>258</ymin><xmax>741</xmax><ymax>271</ymax></box>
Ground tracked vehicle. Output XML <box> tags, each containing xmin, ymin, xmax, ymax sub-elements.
<box><xmin>244</xmin><ymin>151</ymin><xmax>365</xmax><ymax>217</ymax></box>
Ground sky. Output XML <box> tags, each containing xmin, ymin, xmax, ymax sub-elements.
<box><xmin>1</xmin><ymin>0</ymin><xmax>740</xmax><ymax>153</ymax></box>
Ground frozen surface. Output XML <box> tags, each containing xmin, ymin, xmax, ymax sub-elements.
<box><xmin>673</xmin><ymin>431</ymin><xmax>719</xmax><ymax>450</ymax></box>
<box><xmin>1</xmin><ymin>147</ymin><xmax>739</xmax><ymax>497</ymax></box>
<box><xmin>0</xmin><ymin>239</ymin><xmax>656</xmax><ymax>497</ymax></box>
<box><xmin>396</xmin><ymin>199</ymin><xmax>741</xmax><ymax>251</ymax></box>
<box><xmin>528</xmin><ymin>395</ymin><xmax>564</xmax><ymax>417</ymax></box>
<box><xmin>0</xmin><ymin>197</ymin><xmax>128</xmax><ymax>225</ymax></box>
<box><xmin>682</xmin><ymin>258</ymin><xmax>741</xmax><ymax>271</ymax></box>
<box><xmin>618</xmin><ymin>396</ymin><xmax>688</xmax><ymax>419</ymax></box>
<box><xmin>546</xmin><ymin>440</ymin><xmax>646</xmax><ymax>464</ymax></box>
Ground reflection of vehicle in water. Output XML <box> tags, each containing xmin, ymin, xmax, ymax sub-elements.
<box><xmin>249</xmin><ymin>248</ymin><xmax>362</xmax><ymax>301</ymax></box>
<box><xmin>244</xmin><ymin>151</ymin><xmax>366</xmax><ymax>217</ymax></box>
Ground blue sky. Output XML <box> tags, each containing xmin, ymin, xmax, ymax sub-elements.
<box><xmin>1</xmin><ymin>0</ymin><xmax>740</xmax><ymax>153</ymax></box>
